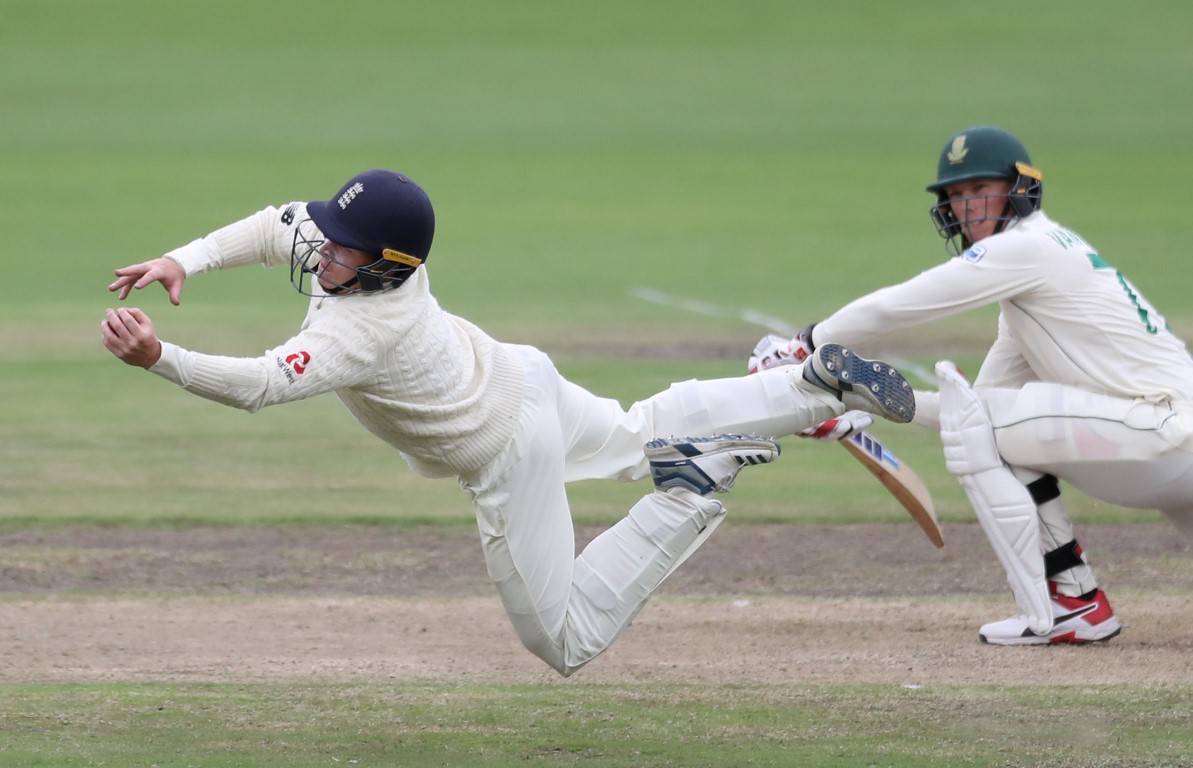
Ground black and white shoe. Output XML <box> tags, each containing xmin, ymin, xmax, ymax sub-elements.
<box><xmin>645</xmin><ymin>434</ymin><xmax>780</xmax><ymax>496</ymax></box>
<box><xmin>802</xmin><ymin>343</ymin><xmax>915</xmax><ymax>423</ymax></box>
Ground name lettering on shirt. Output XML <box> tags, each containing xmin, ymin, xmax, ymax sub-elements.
<box><xmin>1047</xmin><ymin>228</ymin><xmax>1087</xmax><ymax>249</ymax></box>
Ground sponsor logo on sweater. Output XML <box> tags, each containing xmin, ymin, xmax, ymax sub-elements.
<box><xmin>276</xmin><ymin>350</ymin><xmax>311</xmax><ymax>383</ymax></box>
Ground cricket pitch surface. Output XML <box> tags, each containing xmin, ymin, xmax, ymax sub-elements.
<box><xmin>2</xmin><ymin>523</ymin><xmax>1190</xmax><ymax>685</ymax></box>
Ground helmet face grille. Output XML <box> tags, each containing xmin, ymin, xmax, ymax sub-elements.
<box><xmin>928</xmin><ymin>175</ymin><xmax>1042</xmax><ymax>257</ymax></box>
<box><xmin>290</xmin><ymin>218</ymin><xmax>326</xmax><ymax>296</ymax></box>
<box><xmin>289</xmin><ymin>218</ymin><xmax>421</xmax><ymax>297</ymax></box>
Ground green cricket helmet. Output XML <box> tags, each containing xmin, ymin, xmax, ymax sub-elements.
<box><xmin>927</xmin><ymin>126</ymin><xmax>1043</xmax><ymax>255</ymax></box>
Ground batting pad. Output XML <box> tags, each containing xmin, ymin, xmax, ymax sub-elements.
<box><xmin>937</xmin><ymin>361</ymin><xmax>1052</xmax><ymax>636</ymax></box>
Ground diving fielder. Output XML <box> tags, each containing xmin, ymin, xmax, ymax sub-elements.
<box><xmin>755</xmin><ymin>126</ymin><xmax>1193</xmax><ymax>645</ymax></box>
<box><xmin>102</xmin><ymin>169</ymin><xmax>915</xmax><ymax>676</ymax></box>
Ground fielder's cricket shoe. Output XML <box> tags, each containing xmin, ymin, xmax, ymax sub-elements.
<box><xmin>645</xmin><ymin>434</ymin><xmax>780</xmax><ymax>497</ymax></box>
<box><xmin>979</xmin><ymin>581</ymin><xmax>1122</xmax><ymax>646</ymax></box>
<box><xmin>802</xmin><ymin>343</ymin><xmax>915</xmax><ymax>423</ymax></box>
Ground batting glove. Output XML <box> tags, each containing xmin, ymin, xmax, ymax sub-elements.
<box><xmin>747</xmin><ymin>326</ymin><xmax>815</xmax><ymax>374</ymax></box>
<box><xmin>799</xmin><ymin>411</ymin><xmax>875</xmax><ymax>441</ymax></box>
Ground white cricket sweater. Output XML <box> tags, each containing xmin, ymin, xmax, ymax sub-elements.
<box><xmin>150</xmin><ymin>204</ymin><xmax>526</xmax><ymax>478</ymax></box>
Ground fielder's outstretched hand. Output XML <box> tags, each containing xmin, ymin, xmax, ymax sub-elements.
<box><xmin>109</xmin><ymin>257</ymin><xmax>186</xmax><ymax>306</ymax></box>
<box><xmin>101</xmin><ymin>307</ymin><xmax>163</xmax><ymax>369</ymax></box>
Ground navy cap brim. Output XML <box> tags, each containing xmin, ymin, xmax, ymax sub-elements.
<box><xmin>306</xmin><ymin>200</ymin><xmax>374</xmax><ymax>253</ymax></box>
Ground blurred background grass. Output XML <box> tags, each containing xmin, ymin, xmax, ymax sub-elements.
<box><xmin>2</xmin><ymin>0</ymin><xmax>1190</xmax><ymax>528</ymax></box>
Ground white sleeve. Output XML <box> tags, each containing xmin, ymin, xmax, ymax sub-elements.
<box><xmin>148</xmin><ymin>341</ymin><xmax>196</xmax><ymax>384</ymax></box>
<box><xmin>146</xmin><ymin>318</ymin><xmax>377</xmax><ymax>413</ymax></box>
<box><xmin>911</xmin><ymin>389</ymin><xmax>940</xmax><ymax>432</ymax></box>
<box><xmin>164</xmin><ymin>202</ymin><xmax>307</xmax><ymax>276</ymax></box>
<box><xmin>814</xmin><ymin>240</ymin><xmax>1046</xmax><ymax>348</ymax></box>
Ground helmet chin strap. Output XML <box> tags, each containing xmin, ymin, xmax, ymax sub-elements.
<box><xmin>322</xmin><ymin>274</ymin><xmax>361</xmax><ymax>295</ymax></box>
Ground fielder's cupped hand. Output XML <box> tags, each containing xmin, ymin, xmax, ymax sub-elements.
<box><xmin>799</xmin><ymin>411</ymin><xmax>874</xmax><ymax>441</ymax></box>
<box><xmin>102</xmin><ymin>307</ymin><xmax>162</xmax><ymax>369</ymax></box>
<box><xmin>109</xmin><ymin>257</ymin><xmax>187</xmax><ymax>306</ymax></box>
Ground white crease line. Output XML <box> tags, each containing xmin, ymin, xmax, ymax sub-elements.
<box><xmin>627</xmin><ymin>285</ymin><xmax>937</xmax><ymax>388</ymax></box>
<box><xmin>627</xmin><ymin>286</ymin><xmax>797</xmax><ymax>336</ymax></box>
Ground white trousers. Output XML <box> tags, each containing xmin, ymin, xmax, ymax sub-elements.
<box><xmin>459</xmin><ymin>346</ymin><xmax>842</xmax><ymax>676</ymax></box>
<box><xmin>983</xmin><ymin>382</ymin><xmax>1193</xmax><ymax>536</ymax></box>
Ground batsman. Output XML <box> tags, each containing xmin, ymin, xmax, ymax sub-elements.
<box><xmin>754</xmin><ymin>126</ymin><xmax>1193</xmax><ymax>645</ymax></box>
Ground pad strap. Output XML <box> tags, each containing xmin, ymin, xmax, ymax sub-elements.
<box><xmin>1026</xmin><ymin>474</ymin><xmax>1061</xmax><ymax>505</ymax></box>
<box><xmin>1043</xmin><ymin>539</ymin><xmax>1085</xmax><ymax>578</ymax></box>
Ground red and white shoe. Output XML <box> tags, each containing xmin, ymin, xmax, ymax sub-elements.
<box><xmin>979</xmin><ymin>581</ymin><xmax>1122</xmax><ymax>646</ymax></box>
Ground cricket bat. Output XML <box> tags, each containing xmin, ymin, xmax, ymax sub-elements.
<box><xmin>841</xmin><ymin>430</ymin><xmax>944</xmax><ymax>548</ymax></box>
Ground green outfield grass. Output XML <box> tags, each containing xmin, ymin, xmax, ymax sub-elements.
<box><xmin>4</xmin><ymin>682</ymin><xmax>1191</xmax><ymax>768</ymax></box>
<box><xmin>2</xmin><ymin>1</ymin><xmax>1192</xmax><ymax>765</ymax></box>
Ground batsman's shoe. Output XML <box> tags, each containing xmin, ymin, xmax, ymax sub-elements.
<box><xmin>802</xmin><ymin>343</ymin><xmax>915</xmax><ymax>423</ymax></box>
<box><xmin>645</xmin><ymin>434</ymin><xmax>780</xmax><ymax>497</ymax></box>
<box><xmin>979</xmin><ymin>582</ymin><xmax>1122</xmax><ymax>646</ymax></box>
